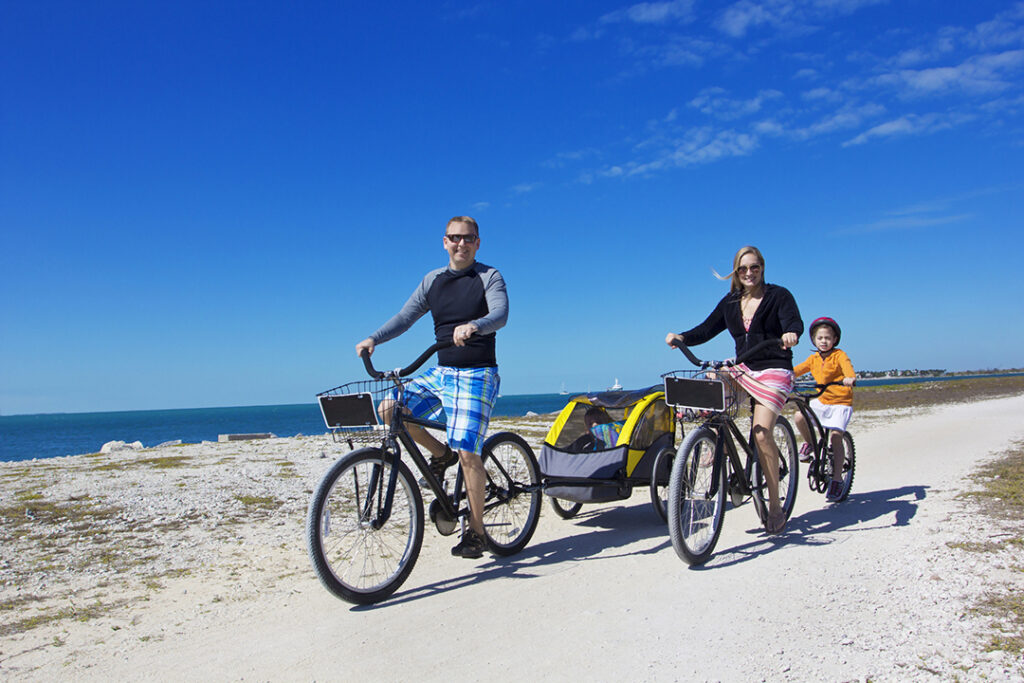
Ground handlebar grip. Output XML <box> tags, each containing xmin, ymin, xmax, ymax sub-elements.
<box><xmin>669</xmin><ymin>339</ymin><xmax>705</xmax><ymax>367</ymax></box>
<box><xmin>360</xmin><ymin>350</ymin><xmax>384</xmax><ymax>379</ymax></box>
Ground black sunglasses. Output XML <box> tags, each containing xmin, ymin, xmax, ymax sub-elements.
<box><xmin>445</xmin><ymin>233</ymin><xmax>478</xmax><ymax>244</ymax></box>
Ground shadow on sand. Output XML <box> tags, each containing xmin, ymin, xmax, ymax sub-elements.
<box><xmin>354</xmin><ymin>501</ymin><xmax>671</xmax><ymax>610</ymax></box>
<box><xmin>697</xmin><ymin>484</ymin><xmax>929</xmax><ymax>570</ymax></box>
<box><xmin>353</xmin><ymin>485</ymin><xmax>927</xmax><ymax>609</ymax></box>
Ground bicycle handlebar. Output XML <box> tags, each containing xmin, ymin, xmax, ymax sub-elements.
<box><xmin>669</xmin><ymin>337</ymin><xmax>786</xmax><ymax>369</ymax></box>
<box><xmin>360</xmin><ymin>340</ymin><xmax>454</xmax><ymax>379</ymax></box>
<box><xmin>793</xmin><ymin>380</ymin><xmax>849</xmax><ymax>399</ymax></box>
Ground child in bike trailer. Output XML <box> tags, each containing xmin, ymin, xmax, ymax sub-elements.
<box><xmin>792</xmin><ymin>316</ymin><xmax>856</xmax><ymax>502</ymax></box>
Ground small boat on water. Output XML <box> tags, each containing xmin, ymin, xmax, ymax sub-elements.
<box><xmin>559</xmin><ymin>382</ymin><xmax>568</xmax><ymax>395</ymax></box>
<box><xmin>609</xmin><ymin>378</ymin><xmax>622</xmax><ymax>390</ymax></box>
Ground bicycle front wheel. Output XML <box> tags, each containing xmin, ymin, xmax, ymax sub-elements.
<box><xmin>306</xmin><ymin>448</ymin><xmax>424</xmax><ymax>605</ymax></box>
<box><xmin>667</xmin><ymin>426</ymin><xmax>726</xmax><ymax>565</ymax></box>
<box><xmin>480</xmin><ymin>432</ymin><xmax>542</xmax><ymax>555</ymax></box>
<box><xmin>750</xmin><ymin>415</ymin><xmax>799</xmax><ymax>525</ymax></box>
<box><xmin>826</xmin><ymin>431</ymin><xmax>856</xmax><ymax>502</ymax></box>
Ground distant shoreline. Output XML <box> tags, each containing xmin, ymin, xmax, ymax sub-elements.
<box><xmin>3</xmin><ymin>373</ymin><xmax>1024</xmax><ymax>463</ymax></box>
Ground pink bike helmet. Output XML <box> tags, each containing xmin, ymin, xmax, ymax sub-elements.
<box><xmin>809</xmin><ymin>316</ymin><xmax>841</xmax><ymax>344</ymax></box>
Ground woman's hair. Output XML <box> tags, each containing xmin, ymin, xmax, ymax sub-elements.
<box><xmin>714</xmin><ymin>245</ymin><xmax>765</xmax><ymax>294</ymax></box>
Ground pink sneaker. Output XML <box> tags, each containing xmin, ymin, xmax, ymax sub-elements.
<box><xmin>798</xmin><ymin>442</ymin><xmax>812</xmax><ymax>462</ymax></box>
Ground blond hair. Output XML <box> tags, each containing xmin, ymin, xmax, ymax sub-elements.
<box><xmin>713</xmin><ymin>245</ymin><xmax>765</xmax><ymax>294</ymax></box>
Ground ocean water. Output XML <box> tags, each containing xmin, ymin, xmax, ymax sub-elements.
<box><xmin>0</xmin><ymin>393</ymin><xmax>572</xmax><ymax>463</ymax></box>
<box><xmin>2</xmin><ymin>374</ymin><xmax>1020</xmax><ymax>463</ymax></box>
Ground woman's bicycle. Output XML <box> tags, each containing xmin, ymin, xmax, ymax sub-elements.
<box><xmin>788</xmin><ymin>380</ymin><xmax>856</xmax><ymax>502</ymax></box>
<box><xmin>306</xmin><ymin>341</ymin><xmax>542</xmax><ymax>604</ymax></box>
<box><xmin>662</xmin><ymin>339</ymin><xmax>799</xmax><ymax>565</ymax></box>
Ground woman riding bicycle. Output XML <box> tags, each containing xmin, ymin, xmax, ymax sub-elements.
<box><xmin>665</xmin><ymin>245</ymin><xmax>803</xmax><ymax>534</ymax></box>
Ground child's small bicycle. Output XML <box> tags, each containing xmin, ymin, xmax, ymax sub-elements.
<box><xmin>787</xmin><ymin>380</ymin><xmax>856</xmax><ymax>501</ymax></box>
<box><xmin>306</xmin><ymin>341</ymin><xmax>542</xmax><ymax>604</ymax></box>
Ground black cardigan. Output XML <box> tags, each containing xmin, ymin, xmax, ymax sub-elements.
<box><xmin>680</xmin><ymin>283</ymin><xmax>804</xmax><ymax>371</ymax></box>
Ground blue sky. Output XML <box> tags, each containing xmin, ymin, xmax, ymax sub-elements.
<box><xmin>2</xmin><ymin>0</ymin><xmax>1022</xmax><ymax>415</ymax></box>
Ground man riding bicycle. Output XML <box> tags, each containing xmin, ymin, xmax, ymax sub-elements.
<box><xmin>355</xmin><ymin>216</ymin><xmax>508</xmax><ymax>559</ymax></box>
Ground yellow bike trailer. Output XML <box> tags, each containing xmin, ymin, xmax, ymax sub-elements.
<box><xmin>538</xmin><ymin>385</ymin><xmax>676</xmax><ymax>521</ymax></box>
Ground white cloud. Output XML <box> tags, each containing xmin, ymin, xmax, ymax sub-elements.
<box><xmin>966</xmin><ymin>2</ymin><xmax>1024</xmax><ymax>49</ymax></box>
<box><xmin>689</xmin><ymin>87</ymin><xmax>783</xmax><ymax>119</ymax></box>
<box><xmin>715</xmin><ymin>0</ymin><xmax>887</xmax><ymax>39</ymax></box>
<box><xmin>838</xmin><ymin>213</ymin><xmax>972</xmax><ymax>235</ymax></box>
<box><xmin>606</xmin><ymin>127</ymin><xmax>760</xmax><ymax>176</ymax></box>
<box><xmin>792</xmin><ymin>102</ymin><xmax>885</xmax><ymax>139</ymax></box>
<box><xmin>872</xmin><ymin>50</ymin><xmax>1024</xmax><ymax>97</ymax></box>
<box><xmin>754</xmin><ymin>119</ymin><xmax>786</xmax><ymax>136</ymax></box>
<box><xmin>511</xmin><ymin>182</ymin><xmax>540</xmax><ymax>194</ymax></box>
<box><xmin>542</xmin><ymin>148</ymin><xmax>601</xmax><ymax>169</ymax></box>
<box><xmin>801</xmin><ymin>86</ymin><xmax>843</xmax><ymax>102</ymax></box>
<box><xmin>471</xmin><ymin>202</ymin><xmax>490</xmax><ymax>211</ymax></box>
<box><xmin>600</xmin><ymin>0</ymin><xmax>696</xmax><ymax>25</ymax></box>
<box><xmin>716</xmin><ymin>0</ymin><xmax>779</xmax><ymax>38</ymax></box>
<box><xmin>842</xmin><ymin>112</ymin><xmax>971</xmax><ymax>146</ymax></box>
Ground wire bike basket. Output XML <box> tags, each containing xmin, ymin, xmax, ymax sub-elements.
<box><xmin>317</xmin><ymin>377</ymin><xmax>407</xmax><ymax>445</ymax></box>
<box><xmin>661</xmin><ymin>368</ymin><xmax>741</xmax><ymax>419</ymax></box>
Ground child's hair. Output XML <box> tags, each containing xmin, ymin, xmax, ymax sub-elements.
<box><xmin>584</xmin><ymin>406</ymin><xmax>613</xmax><ymax>427</ymax></box>
<box><xmin>712</xmin><ymin>245</ymin><xmax>765</xmax><ymax>294</ymax></box>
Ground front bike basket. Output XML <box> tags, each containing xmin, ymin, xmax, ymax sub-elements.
<box><xmin>317</xmin><ymin>378</ymin><xmax>405</xmax><ymax>444</ymax></box>
<box><xmin>662</xmin><ymin>369</ymin><xmax>740</xmax><ymax>419</ymax></box>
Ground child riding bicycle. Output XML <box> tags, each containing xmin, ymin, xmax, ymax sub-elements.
<box><xmin>792</xmin><ymin>316</ymin><xmax>856</xmax><ymax>502</ymax></box>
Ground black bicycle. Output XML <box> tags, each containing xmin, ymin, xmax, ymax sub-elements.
<box><xmin>662</xmin><ymin>339</ymin><xmax>799</xmax><ymax>565</ymax></box>
<box><xmin>788</xmin><ymin>379</ymin><xmax>856</xmax><ymax>502</ymax></box>
<box><xmin>306</xmin><ymin>342</ymin><xmax>542</xmax><ymax>604</ymax></box>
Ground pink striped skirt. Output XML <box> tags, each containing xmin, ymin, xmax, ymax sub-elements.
<box><xmin>718</xmin><ymin>364</ymin><xmax>794</xmax><ymax>415</ymax></box>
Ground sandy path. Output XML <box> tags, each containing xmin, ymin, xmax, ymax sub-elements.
<box><xmin>4</xmin><ymin>396</ymin><xmax>1024</xmax><ymax>681</ymax></box>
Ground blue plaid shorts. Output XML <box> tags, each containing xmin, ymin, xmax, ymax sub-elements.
<box><xmin>397</xmin><ymin>365</ymin><xmax>500</xmax><ymax>455</ymax></box>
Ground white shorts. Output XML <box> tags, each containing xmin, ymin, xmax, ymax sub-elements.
<box><xmin>810</xmin><ymin>398</ymin><xmax>853</xmax><ymax>432</ymax></box>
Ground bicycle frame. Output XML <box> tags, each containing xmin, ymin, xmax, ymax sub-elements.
<box><xmin>701</xmin><ymin>410</ymin><xmax>758</xmax><ymax>500</ymax></box>
<box><xmin>371</xmin><ymin>381</ymin><xmax>533</xmax><ymax>531</ymax></box>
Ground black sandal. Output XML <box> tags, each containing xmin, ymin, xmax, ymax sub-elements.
<box><xmin>428</xmin><ymin>446</ymin><xmax>458</xmax><ymax>480</ymax></box>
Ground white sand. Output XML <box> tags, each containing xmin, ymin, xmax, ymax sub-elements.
<box><xmin>2</xmin><ymin>398</ymin><xmax>1023</xmax><ymax>681</ymax></box>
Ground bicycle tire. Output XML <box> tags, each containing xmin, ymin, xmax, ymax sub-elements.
<box><xmin>750</xmin><ymin>415</ymin><xmax>799</xmax><ymax>526</ymax></box>
<box><xmin>306</xmin><ymin>447</ymin><xmax>424</xmax><ymax>605</ymax></box>
<box><xmin>667</xmin><ymin>426</ymin><xmax>726</xmax><ymax>565</ymax></box>
<box><xmin>827</xmin><ymin>431</ymin><xmax>856</xmax><ymax>502</ymax></box>
<box><xmin>548</xmin><ymin>496</ymin><xmax>583</xmax><ymax>519</ymax></box>
<box><xmin>650</xmin><ymin>445</ymin><xmax>674</xmax><ymax>523</ymax></box>
<box><xmin>480</xmin><ymin>432</ymin><xmax>542</xmax><ymax>555</ymax></box>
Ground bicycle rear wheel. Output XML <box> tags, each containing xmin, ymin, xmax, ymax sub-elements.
<box><xmin>306</xmin><ymin>448</ymin><xmax>424</xmax><ymax>605</ymax></box>
<box><xmin>826</xmin><ymin>431</ymin><xmax>856</xmax><ymax>502</ymax></box>
<box><xmin>667</xmin><ymin>426</ymin><xmax>726</xmax><ymax>565</ymax></box>
<box><xmin>750</xmin><ymin>415</ymin><xmax>798</xmax><ymax>526</ymax></box>
<box><xmin>480</xmin><ymin>432</ymin><xmax>542</xmax><ymax>555</ymax></box>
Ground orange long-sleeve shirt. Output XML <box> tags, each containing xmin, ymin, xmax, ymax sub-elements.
<box><xmin>792</xmin><ymin>348</ymin><xmax>855</xmax><ymax>406</ymax></box>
